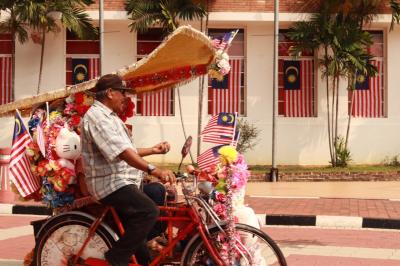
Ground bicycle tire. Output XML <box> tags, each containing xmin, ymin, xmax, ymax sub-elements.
<box><xmin>34</xmin><ymin>212</ymin><xmax>117</xmax><ymax>266</ymax></box>
<box><xmin>181</xmin><ymin>223</ymin><xmax>287</xmax><ymax>266</ymax></box>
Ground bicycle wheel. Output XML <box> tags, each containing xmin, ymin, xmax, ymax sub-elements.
<box><xmin>34</xmin><ymin>212</ymin><xmax>117</xmax><ymax>266</ymax></box>
<box><xmin>182</xmin><ymin>223</ymin><xmax>287</xmax><ymax>266</ymax></box>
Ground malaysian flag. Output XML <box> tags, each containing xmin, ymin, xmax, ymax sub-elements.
<box><xmin>36</xmin><ymin>122</ymin><xmax>46</xmax><ymax>157</ymax></box>
<box><xmin>138</xmin><ymin>89</ymin><xmax>173</xmax><ymax>116</ymax></box>
<box><xmin>209</xmin><ymin>58</ymin><xmax>243</xmax><ymax>115</ymax></box>
<box><xmin>67</xmin><ymin>57</ymin><xmax>99</xmax><ymax>85</ymax></box>
<box><xmin>197</xmin><ymin>145</ymin><xmax>226</xmax><ymax>171</ymax></box>
<box><xmin>278</xmin><ymin>58</ymin><xmax>315</xmax><ymax>117</ymax></box>
<box><xmin>9</xmin><ymin>111</ymin><xmax>41</xmax><ymax>197</ymax></box>
<box><xmin>350</xmin><ymin>59</ymin><xmax>384</xmax><ymax>117</ymax></box>
<box><xmin>211</xmin><ymin>30</ymin><xmax>239</xmax><ymax>51</ymax></box>
<box><xmin>0</xmin><ymin>56</ymin><xmax>12</xmax><ymax>104</ymax></box>
<box><xmin>202</xmin><ymin>112</ymin><xmax>237</xmax><ymax>137</ymax></box>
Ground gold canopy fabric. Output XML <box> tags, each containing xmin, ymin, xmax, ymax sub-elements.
<box><xmin>0</xmin><ymin>25</ymin><xmax>216</xmax><ymax>117</ymax></box>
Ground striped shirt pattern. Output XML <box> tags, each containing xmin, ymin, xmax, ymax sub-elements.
<box><xmin>81</xmin><ymin>101</ymin><xmax>142</xmax><ymax>200</ymax></box>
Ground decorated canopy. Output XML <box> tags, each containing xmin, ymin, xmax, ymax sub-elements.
<box><xmin>0</xmin><ymin>25</ymin><xmax>216</xmax><ymax>117</ymax></box>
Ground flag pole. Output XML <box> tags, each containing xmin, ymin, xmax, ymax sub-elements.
<box><xmin>270</xmin><ymin>0</ymin><xmax>279</xmax><ymax>182</ymax></box>
<box><xmin>46</xmin><ymin>101</ymin><xmax>49</xmax><ymax>126</ymax></box>
<box><xmin>231</xmin><ymin>112</ymin><xmax>238</xmax><ymax>146</ymax></box>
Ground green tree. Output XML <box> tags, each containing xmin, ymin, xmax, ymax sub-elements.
<box><xmin>125</xmin><ymin>0</ymin><xmax>207</xmax><ymax>162</ymax></box>
<box><xmin>288</xmin><ymin>1</ymin><xmax>385</xmax><ymax>166</ymax></box>
<box><xmin>19</xmin><ymin>0</ymin><xmax>97</xmax><ymax>95</ymax></box>
<box><xmin>0</xmin><ymin>0</ymin><xmax>30</xmax><ymax>102</ymax></box>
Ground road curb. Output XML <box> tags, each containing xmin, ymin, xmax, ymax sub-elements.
<box><xmin>264</xmin><ymin>214</ymin><xmax>400</xmax><ymax>230</ymax></box>
<box><xmin>0</xmin><ymin>204</ymin><xmax>50</xmax><ymax>215</ymax></box>
<box><xmin>3</xmin><ymin>203</ymin><xmax>400</xmax><ymax>230</ymax></box>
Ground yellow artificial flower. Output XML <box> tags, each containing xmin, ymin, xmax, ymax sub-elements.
<box><xmin>49</xmin><ymin>111</ymin><xmax>61</xmax><ymax>122</ymax></box>
<box><xmin>218</xmin><ymin>145</ymin><xmax>238</xmax><ymax>165</ymax></box>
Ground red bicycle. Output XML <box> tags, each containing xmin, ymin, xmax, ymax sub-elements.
<box><xmin>31</xmin><ymin>138</ymin><xmax>287</xmax><ymax>266</ymax></box>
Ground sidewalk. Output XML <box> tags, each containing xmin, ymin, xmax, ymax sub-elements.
<box><xmin>245</xmin><ymin>181</ymin><xmax>400</xmax><ymax>230</ymax></box>
<box><xmin>1</xmin><ymin>181</ymin><xmax>400</xmax><ymax>229</ymax></box>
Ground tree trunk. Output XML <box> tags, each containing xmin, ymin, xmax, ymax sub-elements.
<box><xmin>331</xmin><ymin>74</ymin><xmax>337</xmax><ymax>166</ymax></box>
<box><xmin>334</xmin><ymin>75</ymin><xmax>340</xmax><ymax>159</ymax></box>
<box><xmin>36</xmin><ymin>28</ymin><xmax>46</xmax><ymax>95</ymax></box>
<box><xmin>325</xmin><ymin>47</ymin><xmax>334</xmax><ymax>166</ymax></box>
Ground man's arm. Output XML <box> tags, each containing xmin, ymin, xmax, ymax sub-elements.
<box><xmin>119</xmin><ymin>148</ymin><xmax>175</xmax><ymax>183</ymax></box>
<box><xmin>137</xmin><ymin>141</ymin><xmax>170</xmax><ymax>157</ymax></box>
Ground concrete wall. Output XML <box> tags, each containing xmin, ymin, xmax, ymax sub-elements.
<box><xmin>1</xmin><ymin>12</ymin><xmax>399</xmax><ymax>166</ymax></box>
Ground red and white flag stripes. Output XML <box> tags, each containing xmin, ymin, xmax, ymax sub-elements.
<box><xmin>209</xmin><ymin>58</ymin><xmax>242</xmax><ymax>115</ymax></box>
<box><xmin>88</xmin><ymin>58</ymin><xmax>100</xmax><ymax>80</ymax></box>
<box><xmin>350</xmin><ymin>59</ymin><xmax>384</xmax><ymax>118</ymax></box>
<box><xmin>9</xmin><ymin>111</ymin><xmax>40</xmax><ymax>197</ymax></box>
<box><xmin>138</xmin><ymin>89</ymin><xmax>173</xmax><ymax>116</ymax></box>
<box><xmin>0</xmin><ymin>56</ymin><xmax>12</xmax><ymax>105</ymax></box>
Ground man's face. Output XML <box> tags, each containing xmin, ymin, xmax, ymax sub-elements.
<box><xmin>109</xmin><ymin>88</ymin><xmax>128</xmax><ymax>114</ymax></box>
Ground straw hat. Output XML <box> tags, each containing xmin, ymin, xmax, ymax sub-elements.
<box><xmin>0</xmin><ymin>25</ymin><xmax>216</xmax><ymax>117</ymax></box>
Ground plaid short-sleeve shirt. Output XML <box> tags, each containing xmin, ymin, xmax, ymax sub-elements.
<box><xmin>81</xmin><ymin>100</ymin><xmax>142</xmax><ymax>200</ymax></box>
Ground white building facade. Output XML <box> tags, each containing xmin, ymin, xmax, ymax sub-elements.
<box><xmin>0</xmin><ymin>1</ymin><xmax>399</xmax><ymax>166</ymax></box>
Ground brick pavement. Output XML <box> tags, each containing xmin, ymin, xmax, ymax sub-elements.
<box><xmin>246</xmin><ymin>197</ymin><xmax>400</xmax><ymax>219</ymax></box>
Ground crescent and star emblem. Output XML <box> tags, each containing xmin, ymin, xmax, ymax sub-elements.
<box><xmin>15</xmin><ymin>118</ymin><xmax>21</xmax><ymax>135</ymax></box>
<box><xmin>74</xmin><ymin>64</ymin><xmax>88</xmax><ymax>82</ymax></box>
<box><xmin>285</xmin><ymin>66</ymin><xmax>299</xmax><ymax>84</ymax></box>
<box><xmin>357</xmin><ymin>75</ymin><xmax>366</xmax><ymax>84</ymax></box>
<box><xmin>227</xmin><ymin>113</ymin><xmax>235</xmax><ymax>124</ymax></box>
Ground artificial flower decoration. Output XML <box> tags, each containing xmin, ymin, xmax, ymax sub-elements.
<box><xmin>118</xmin><ymin>97</ymin><xmax>135</xmax><ymax>122</ymax></box>
<box><xmin>208</xmin><ymin>50</ymin><xmax>231</xmax><ymax>81</ymax></box>
<box><xmin>218</xmin><ymin>145</ymin><xmax>238</xmax><ymax>165</ymax></box>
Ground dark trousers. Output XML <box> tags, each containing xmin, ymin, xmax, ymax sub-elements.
<box><xmin>100</xmin><ymin>184</ymin><xmax>160</xmax><ymax>266</ymax></box>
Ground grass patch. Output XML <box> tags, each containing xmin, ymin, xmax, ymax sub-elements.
<box><xmin>161</xmin><ymin>163</ymin><xmax>400</xmax><ymax>175</ymax></box>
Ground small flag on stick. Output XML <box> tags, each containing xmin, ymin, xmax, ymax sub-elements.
<box><xmin>9</xmin><ymin>110</ymin><xmax>40</xmax><ymax>197</ymax></box>
<box><xmin>197</xmin><ymin>145</ymin><xmax>226</xmax><ymax>171</ymax></box>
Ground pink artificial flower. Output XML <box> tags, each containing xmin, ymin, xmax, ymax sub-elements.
<box><xmin>215</xmin><ymin>191</ymin><xmax>227</xmax><ymax>203</ymax></box>
<box><xmin>213</xmin><ymin>203</ymin><xmax>227</xmax><ymax>220</ymax></box>
<box><xmin>64</xmin><ymin>103</ymin><xmax>74</xmax><ymax>115</ymax></box>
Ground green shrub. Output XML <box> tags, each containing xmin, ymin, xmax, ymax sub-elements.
<box><xmin>334</xmin><ymin>136</ymin><xmax>351</xmax><ymax>167</ymax></box>
<box><xmin>383</xmin><ymin>155</ymin><xmax>400</xmax><ymax>166</ymax></box>
<box><xmin>236</xmin><ymin>119</ymin><xmax>260</xmax><ymax>154</ymax></box>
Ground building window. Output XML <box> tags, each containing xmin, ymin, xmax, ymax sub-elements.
<box><xmin>136</xmin><ymin>28</ymin><xmax>174</xmax><ymax>116</ymax></box>
<box><xmin>66</xmin><ymin>30</ymin><xmax>100</xmax><ymax>86</ymax></box>
<box><xmin>349</xmin><ymin>31</ymin><xmax>385</xmax><ymax>118</ymax></box>
<box><xmin>0</xmin><ymin>33</ymin><xmax>12</xmax><ymax>105</ymax></box>
<box><xmin>207</xmin><ymin>28</ymin><xmax>245</xmax><ymax>115</ymax></box>
<box><xmin>278</xmin><ymin>30</ymin><xmax>316</xmax><ymax>117</ymax></box>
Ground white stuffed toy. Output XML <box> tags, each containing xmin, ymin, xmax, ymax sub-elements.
<box><xmin>55</xmin><ymin>128</ymin><xmax>81</xmax><ymax>184</ymax></box>
<box><xmin>55</xmin><ymin>128</ymin><xmax>81</xmax><ymax>160</ymax></box>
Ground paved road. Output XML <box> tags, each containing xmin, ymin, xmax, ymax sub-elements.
<box><xmin>2</xmin><ymin>214</ymin><xmax>400</xmax><ymax>265</ymax></box>
<box><xmin>264</xmin><ymin>225</ymin><xmax>400</xmax><ymax>265</ymax></box>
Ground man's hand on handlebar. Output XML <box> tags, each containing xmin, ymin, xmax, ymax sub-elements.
<box><xmin>151</xmin><ymin>141</ymin><xmax>171</xmax><ymax>155</ymax></box>
<box><xmin>151</xmin><ymin>168</ymin><xmax>176</xmax><ymax>184</ymax></box>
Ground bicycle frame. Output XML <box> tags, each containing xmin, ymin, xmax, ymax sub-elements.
<box><xmin>72</xmin><ymin>199</ymin><xmax>225</xmax><ymax>266</ymax></box>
